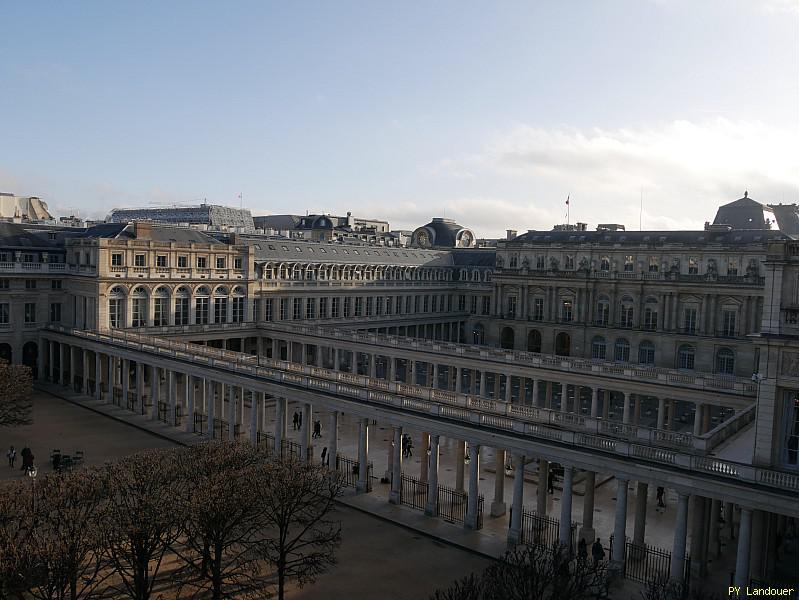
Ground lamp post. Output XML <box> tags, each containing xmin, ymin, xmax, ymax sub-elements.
<box><xmin>27</xmin><ymin>466</ymin><xmax>38</xmax><ymax>512</ymax></box>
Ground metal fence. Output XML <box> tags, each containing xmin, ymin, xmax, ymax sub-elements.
<box><xmin>607</xmin><ymin>537</ymin><xmax>691</xmax><ymax>585</ymax></box>
<box><xmin>399</xmin><ymin>474</ymin><xmax>481</xmax><ymax>528</ymax></box>
<box><xmin>193</xmin><ymin>412</ymin><xmax>206</xmax><ymax>434</ymax></box>
<box><xmin>336</xmin><ymin>454</ymin><xmax>374</xmax><ymax>491</ymax></box>
<box><xmin>520</xmin><ymin>509</ymin><xmax>576</xmax><ymax>551</ymax></box>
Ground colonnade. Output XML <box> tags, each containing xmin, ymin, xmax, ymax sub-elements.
<box><xmin>39</xmin><ymin>335</ymin><xmax>779</xmax><ymax>586</ymax></box>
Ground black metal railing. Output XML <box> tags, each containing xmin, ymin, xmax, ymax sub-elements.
<box><xmin>520</xmin><ymin>509</ymin><xmax>577</xmax><ymax>553</ymax></box>
<box><xmin>399</xmin><ymin>474</ymin><xmax>479</xmax><ymax>528</ymax></box>
<box><xmin>193</xmin><ymin>412</ymin><xmax>206</xmax><ymax>434</ymax></box>
<box><xmin>606</xmin><ymin>536</ymin><xmax>691</xmax><ymax>585</ymax></box>
<box><xmin>336</xmin><ymin>454</ymin><xmax>373</xmax><ymax>491</ymax></box>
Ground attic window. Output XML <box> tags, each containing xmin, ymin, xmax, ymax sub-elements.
<box><xmin>643</xmin><ymin>236</ymin><xmax>650</xmax><ymax>242</ymax></box>
<box><xmin>604</xmin><ymin>236</ymin><xmax>611</xmax><ymax>241</ymax></box>
<box><xmin>281</xmin><ymin>245</ymin><xmax>288</xmax><ymax>251</ymax></box>
<box><xmin>295</xmin><ymin>246</ymin><xmax>302</xmax><ymax>252</ymax></box>
<box><xmin>352</xmin><ymin>250</ymin><xmax>359</xmax><ymax>255</ymax></box>
<box><xmin>754</xmin><ymin>236</ymin><xmax>762</xmax><ymax>241</ymax></box>
<box><xmin>320</xmin><ymin>248</ymin><xmax>327</xmax><ymax>253</ymax></box>
<box><xmin>734</xmin><ymin>236</ymin><xmax>742</xmax><ymax>242</ymax></box>
<box><xmin>268</xmin><ymin>245</ymin><xmax>275</xmax><ymax>250</ymax></box>
<box><xmin>697</xmin><ymin>237</ymin><xmax>705</xmax><ymax>242</ymax></box>
<box><xmin>659</xmin><ymin>236</ymin><xmax>667</xmax><ymax>242</ymax></box>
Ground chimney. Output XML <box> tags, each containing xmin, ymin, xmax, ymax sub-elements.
<box><xmin>506</xmin><ymin>229</ymin><xmax>517</xmax><ymax>240</ymax></box>
<box><xmin>134</xmin><ymin>221</ymin><xmax>153</xmax><ymax>240</ymax></box>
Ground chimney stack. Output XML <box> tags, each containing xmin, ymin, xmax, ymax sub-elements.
<box><xmin>133</xmin><ymin>221</ymin><xmax>153</xmax><ymax>240</ymax></box>
<box><xmin>506</xmin><ymin>229</ymin><xmax>517</xmax><ymax>240</ymax></box>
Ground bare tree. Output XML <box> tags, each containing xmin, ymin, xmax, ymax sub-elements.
<box><xmin>253</xmin><ymin>457</ymin><xmax>343</xmax><ymax>600</ymax></box>
<box><xmin>431</xmin><ymin>543</ymin><xmax>608</xmax><ymax>600</ymax></box>
<box><xmin>171</xmin><ymin>441</ymin><xmax>272</xmax><ymax>599</ymax></box>
<box><xmin>641</xmin><ymin>576</ymin><xmax>722</xmax><ymax>600</ymax></box>
<box><xmin>99</xmin><ymin>448</ymin><xmax>187</xmax><ymax>600</ymax></box>
<box><xmin>0</xmin><ymin>360</ymin><xmax>33</xmax><ymax>427</ymax></box>
<box><xmin>0</xmin><ymin>480</ymin><xmax>33</xmax><ymax>599</ymax></box>
<box><xmin>19</xmin><ymin>468</ymin><xmax>111</xmax><ymax>600</ymax></box>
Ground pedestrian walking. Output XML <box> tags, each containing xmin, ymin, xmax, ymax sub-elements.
<box><xmin>313</xmin><ymin>420</ymin><xmax>321</xmax><ymax>439</ymax></box>
<box><xmin>656</xmin><ymin>486</ymin><xmax>666</xmax><ymax>508</ymax></box>
<box><xmin>6</xmin><ymin>446</ymin><xmax>15</xmax><ymax>468</ymax></box>
<box><xmin>297</xmin><ymin>411</ymin><xmax>302</xmax><ymax>430</ymax></box>
<box><xmin>320</xmin><ymin>446</ymin><xmax>328</xmax><ymax>466</ymax></box>
<box><xmin>292</xmin><ymin>411</ymin><xmax>299</xmax><ymax>430</ymax></box>
<box><xmin>591</xmin><ymin>538</ymin><xmax>605</xmax><ymax>566</ymax></box>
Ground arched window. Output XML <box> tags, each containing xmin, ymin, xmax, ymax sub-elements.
<box><xmin>555</xmin><ymin>332</ymin><xmax>570</xmax><ymax>357</ymax></box>
<box><xmin>174</xmin><ymin>286</ymin><xmax>190</xmax><ymax>326</ymax></box>
<box><xmin>560</xmin><ymin>298</ymin><xmax>573</xmax><ymax>323</ymax></box>
<box><xmin>614</xmin><ymin>338</ymin><xmax>630</xmax><ymax>362</ymax></box>
<box><xmin>678</xmin><ymin>345</ymin><xmax>695</xmax><ymax>370</ymax></box>
<box><xmin>195</xmin><ymin>286</ymin><xmax>210</xmax><ymax>325</ymax></box>
<box><xmin>638</xmin><ymin>340</ymin><xmax>655</xmax><ymax>365</ymax></box>
<box><xmin>595</xmin><ymin>297</ymin><xmax>610</xmax><ymax>326</ymax></box>
<box><xmin>108</xmin><ymin>286</ymin><xmax>126</xmax><ymax>329</ymax></box>
<box><xmin>131</xmin><ymin>287</ymin><xmax>148</xmax><ymax>328</ymax></box>
<box><xmin>527</xmin><ymin>330</ymin><xmax>542</xmax><ymax>353</ymax></box>
<box><xmin>591</xmin><ymin>336</ymin><xmax>606</xmax><ymax>360</ymax></box>
<box><xmin>472</xmin><ymin>323</ymin><xmax>485</xmax><ymax>345</ymax></box>
<box><xmin>715</xmin><ymin>348</ymin><xmax>735</xmax><ymax>374</ymax></box>
<box><xmin>153</xmin><ymin>287</ymin><xmax>170</xmax><ymax>327</ymax></box>
<box><xmin>619</xmin><ymin>296</ymin><xmax>634</xmax><ymax>328</ymax></box>
<box><xmin>600</xmin><ymin>256</ymin><xmax>611</xmax><ymax>272</ymax></box>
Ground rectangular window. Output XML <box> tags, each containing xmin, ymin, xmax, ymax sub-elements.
<box><xmin>25</xmin><ymin>279</ymin><xmax>36</xmax><ymax>289</ymax></box>
<box><xmin>306</xmin><ymin>299</ymin><xmax>316</xmax><ymax>319</ymax></box>
<box><xmin>684</xmin><ymin>308</ymin><xmax>698</xmax><ymax>334</ymax></box>
<box><xmin>51</xmin><ymin>280</ymin><xmax>62</xmax><ymax>290</ymax></box>
<box><xmin>532</xmin><ymin>298</ymin><xmax>544</xmax><ymax>321</ymax></box>
<box><xmin>156</xmin><ymin>255</ymin><xmax>167</xmax><ymax>268</ymax></box>
<box><xmin>644</xmin><ymin>308</ymin><xmax>658</xmax><ymax>330</ymax></box>
<box><xmin>784</xmin><ymin>393</ymin><xmax>799</xmax><ymax>465</ymax></box>
<box><xmin>0</xmin><ymin>279</ymin><xmax>8</xmax><ymax>289</ymax></box>
<box><xmin>132</xmin><ymin>298</ymin><xmax>146</xmax><ymax>327</ymax></box>
<box><xmin>153</xmin><ymin>297</ymin><xmax>168</xmax><ymax>326</ymax></box>
<box><xmin>134</xmin><ymin>254</ymin><xmax>146</xmax><ymax>267</ymax></box>
<box><xmin>620</xmin><ymin>306</ymin><xmax>634</xmax><ymax>328</ymax></box>
<box><xmin>293</xmin><ymin>298</ymin><xmax>302</xmax><ymax>320</ymax></box>
<box><xmin>624</xmin><ymin>256</ymin><xmax>635</xmax><ymax>272</ymax></box>
<box><xmin>196</xmin><ymin>256</ymin><xmax>207</xmax><ymax>269</ymax></box>
<box><xmin>561</xmin><ymin>300</ymin><xmax>573</xmax><ymax>322</ymax></box>
<box><xmin>319</xmin><ymin>297</ymin><xmax>328</xmax><ymax>318</ymax></box>
<box><xmin>0</xmin><ymin>303</ymin><xmax>9</xmax><ymax>325</ymax></box>
<box><xmin>431</xmin><ymin>296</ymin><xmax>437</xmax><ymax>313</ymax></box>
<box><xmin>215</xmin><ymin>297</ymin><xmax>228</xmax><ymax>323</ymax></box>
<box><xmin>174</xmin><ymin>297</ymin><xmax>189</xmax><ymax>325</ymax></box>
<box><xmin>728</xmin><ymin>259</ymin><xmax>738</xmax><ymax>276</ymax></box>
<box><xmin>355</xmin><ymin>297</ymin><xmax>364</xmax><ymax>317</ymax></box>
<box><xmin>195</xmin><ymin>297</ymin><xmax>209</xmax><ymax>325</ymax></box>
<box><xmin>216</xmin><ymin>257</ymin><xmax>226</xmax><ymax>269</ymax></box>
<box><xmin>536</xmin><ymin>256</ymin><xmax>545</xmax><ymax>270</ymax></box>
<box><xmin>423</xmin><ymin>296</ymin><xmax>429</xmax><ymax>313</ymax></box>
<box><xmin>688</xmin><ymin>258</ymin><xmax>698</xmax><ymax>275</ymax></box>
<box><xmin>366</xmin><ymin>297</ymin><xmax>374</xmax><ymax>316</ymax></box>
<box><xmin>482</xmin><ymin>296</ymin><xmax>490</xmax><ymax>315</ymax></box>
<box><xmin>722</xmin><ymin>309</ymin><xmax>737</xmax><ymax>337</ymax></box>
<box><xmin>265</xmin><ymin>298</ymin><xmax>274</xmax><ymax>321</ymax></box>
<box><xmin>24</xmin><ymin>302</ymin><xmax>36</xmax><ymax>324</ymax></box>
<box><xmin>471</xmin><ymin>296</ymin><xmax>478</xmax><ymax>314</ymax></box>
<box><xmin>405</xmin><ymin>296</ymin><xmax>411</xmax><ymax>314</ymax></box>
<box><xmin>384</xmin><ymin>296</ymin><xmax>392</xmax><ymax>315</ymax></box>
<box><xmin>111</xmin><ymin>253</ymin><xmax>123</xmax><ymax>266</ymax></box>
<box><xmin>234</xmin><ymin>257</ymin><xmax>243</xmax><ymax>270</ymax></box>
<box><xmin>414</xmin><ymin>297</ymin><xmax>420</xmax><ymax>313</ymax></box>
<box><xmin>508</xmin><ymin>296</ymin><xmax>517</xmax><ymax>319</ymax></box>
<box><xmin>232</xmin><ymin>297</ymin><xmax>245</xmax><ymax>323</ymax></box>
<box><xmin>565</xmin><ymin>255</ymin><xmax>575</xmax><ymax>270</ymax></box>
<box><xmin>178</xmin><ymin>256</ymin><xmax>188</xmax><ymax>268</ymax></box>
<box><xmin>280</xmin><ymin>298</ymin><xmax>289</xmax><ymax>320</ymax></box>
<box><xmin>332</xmin><ymin>297</ymin><xmax>341</xmax><ymax>318</ymax></box>
<box><xmin>648</xmin><ymin>256</ymin><xmax>659</xmax><ymax>273</ymax></box>
<box><xmin>109</xmin><ymin>299</ymin><xmax>122</xmax><ymax>328</ymax></box>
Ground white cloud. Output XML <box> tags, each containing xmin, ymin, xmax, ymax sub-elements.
<box><xmin>429</xmin><ymin>118</ymin><xmax>799</xmax><ymax>237</ymax></box>
<box><xmin>759</xmin><ymin>0</ymin><xmax>799</xmax><ymax>13</ymax></box>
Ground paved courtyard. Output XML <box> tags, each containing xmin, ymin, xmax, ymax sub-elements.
<box><xmin>1</xmin><ymin>391</ymin><xmax>489</xmax><ymax>600</ymax></box>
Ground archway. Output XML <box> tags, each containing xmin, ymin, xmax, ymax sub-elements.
<box><xmin>555</xmin><ymin>332</ymin><xmax>571</xmax><ymax>357</ymax></box>
<box><xmin>22</xmin><ymin>341</ymin><xmax>38</xmax><ymax>378</ymax></box>
<box><xmin>527</xmin><ymin>330</ymin><xmax>542</xmax><ymax>353</ymax></box>
<box><xmin>0</xmin><ymin>343</ymin><xmax>11</xmax><ymax>363</ymax></box>
<box><xmin>500</xmin><ymin>327</ymin><xmax>515</xmax><ymax>350</ymax></box>
<box><xmin>472</xmin><ymin>323</ymin><xmax>485</xmax><ymax>346</ymax></box>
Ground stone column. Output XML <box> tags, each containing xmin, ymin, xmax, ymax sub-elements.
<box><xmin>420</xmin><ymin>433</ymin><xmax>430</xmax><ymax>483</ymax></box>
<box><xmin>708</xmin><ymin>499</ymin><xmax>721</xmax><ymax>559</ymax></box>
<box><xmin>508</xmin><ymin>453</ymin><xmax>525</xmax><ymax>544</ymax></box>
<box><xmin>622</xmin><ymin>392</ymin><xmax>630</xmax><ymax>424</ymax></box>
<box><xmin>169</xmin><ymin>370</ymin><xmax>177</xmax><ymax>426</ymax></box>
<box><xmin>454</xmin><ymin>367</ymin><xmax>462</xmax><ymax>393</ymax></box>
<box><xmin>59</xmin><ymin>343</ymin><xmax>65</xmax><ymax>385</ymax></box>
<box><xmin>389</xmin><ymin>426</ymin><xmax>402</xmax><ymax>505</ymax></box>
<box><xmin>356</xmin><ymin>418</ymin><xmax>370</xmax><ymax>493</ymax></box>
<box><xmin>249</xmin><ymin>390</ymin><xmax>259</xmax><ymax>443</ymax></box>
<box><xmin>657</xmin><ymin>398</ymin><xmax>666</xmax><ymax>429</ymax></box>
<box><xmin>106</xmin><ymin>354</ymin><xmax>114</xmax><ymax>402</ymax></box>
<box><xmin>369</xmin><ymin>354</ymin><xmax>377</xmax><ymax>378</ymax></box>
<box><xmin>560</xmin><ymin>382</ymin><xmax>568</xmax><ymax>412</ymax></box>
<box><xmin>275</xmin><ymin>397</ymin><xmax>286</xmax><ymax>453</ymax></box>
<box><xmin>205</xmin><ymin>379</ymin><xmax>215</xmax><ymax>439</ymax></box>
<box><xmin>537</xmin><ymin>459</ymin><xmax>549</xmax><ymax>516</ymax></box>
<box><xmin>479</xmin><ymin>371</ymin><xmax>486</xmax><ymax>397</ymax></box>
<box><xmin>389</xmin><ymin>357</ymin><xmax>396</xmax><ymax>382</ymax></box>
<box><xmin>135</xmin><ymin>361</ymin><xmax>144</xmax><ymax>414</ymax></box>
<box><xmin>559</xmin><ymin>466</ymin><xmax>574</xmax><ymax>547</ymax></box>
<box><xmin>150</xmin><ymin>366</ymin><xmax>160</xmax><ymax>420</ymax></box>
<box><xmin>691</xmin><ymin>496</ymin><xmax>709</xmax><ymax>576</ymax></box>
<box><xmin>671</xmin><ymin>492</ymin><xmax>690</xmax><ymax>581</ymax></box>
<box><xmin>734</xmin><ymin>508</ymin><xmax>753</xmax><ymax>587</ymax></box>
<box><xmin>491</xmin><ymin>449</ymin><xmax>507</xmax><ymax>517</ymax></box>
<box><xmin>328</xmin><ymin>410</ymin><xmax>338</xmax><ymax>466</ymax></box>
<box><xmin>121</xmin><ymin>359</ymin><xmax>129</xmax><ymax>408</ymax></box>
<box><xmin>94</xmin><ymin>352</ymin><xmax>102</xmax><ymax>400</ymax></box>
<box><xmin>504</xmin><ymin>375</ymin><xmax>512</xmax><ymax>402</ymax></box>
<box><xmin>425</xmin><ymin>434</ymin><xmax>440</xmax><ymax>516</ymax></box>
<box><xmin>633</xmin><ymin>482</ymin><xmax>648</xmax><ymax>549</ymax></box>
<box><xmin>455</xmin><ymin>440</ymin><xmax>465</xmax><ymax>492</ymax></box>
<box><xmin>531</xmin><ymin>379</ymin><xmax>539</xmax><ymax>406</ymax></box>
<box><xmin>612</xmin><ymin>478</ymin><xmax>629</xmax><ymax>568</ymax></box>
<box><xmin>590</xmin><ymin>388</ymin><xmax>599</xmax><ymax>418</ymax></box>
<box><xmin>580</xmin><ymin>471</ymin><xmax>597</xmax><ymax>544</ymax></box>
<box><xmin>70</xmin><ymin>345</ymin><xmax>77</xmax><ymax>388</ymax></box>
<box><xmin>465</xmin><ymin>443</ymin><xmax>481</xmax><ymax>530</ymax></box>
<box><xmin>48</xmin><ymin>340</ymin><xmax>55</xmax><ymax>381</ymax></box>
<box><xmin>300</xmin><ymin>403</ymin><xmax>312</xmax><ymax>462</ymax></box>
<box><xmin>228</xmin><ymin>386</ymin><xmax>237</xmax><ymax>441</ymax></box>
<box><xmin>186</xmin><ymin>376</ymin><xmax>195</xmax><ymax>434</ymax></box>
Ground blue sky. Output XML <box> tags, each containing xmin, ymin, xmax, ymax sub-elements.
<box><xmin>1</xmin><ymin>0</ymin><xmax>798</xmax><ymax>236</ymax></box>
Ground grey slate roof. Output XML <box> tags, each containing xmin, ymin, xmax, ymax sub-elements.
<box><xmin>246</xmin><ymin>238</ymin><xmax>453</xmax><ymax>266</ymax></box>
<box><xmin>510</xmin><ymin>229</ymin><xmax>786</xmax><ymax>246</ymax></box>
<box><xmin>0</xmin><ymin>222</ymin><xmax>60</xmax><ymax>249</ymax></box>
<box><xmin>81</xmin><ymin>223</ymin><xmax>220</xmax><ymax>244</ymax></box>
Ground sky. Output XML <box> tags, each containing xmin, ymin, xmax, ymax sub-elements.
<box><xmin>1</xmin><ymin>0</ymin><xmax>799</xmax><ymax>238</ymax></box>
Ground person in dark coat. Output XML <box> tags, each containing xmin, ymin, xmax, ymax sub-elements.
<box><xmin>592</xmin><ymin>538</ymin><xmax>606</xmax><ymax>566</ymax></box>
<box><xmin>292</xmin><ymin>412</ymin><xmax>299</xmax><ymax>430</ymax></box>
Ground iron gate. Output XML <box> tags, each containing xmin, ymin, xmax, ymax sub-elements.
<box><xmin>399</xmin><ymin>474</ymin><xmax>481</xmax><ymax>528</ymax></box>
<box><xmin>336</xmin><ymin>454</ymin><xmax>374</xmax><ymax>491</ymax></box>
<box><xmin>520</xmin><ymin>509</ymin><xmax>577</xmax><ymax>552</ymax></box>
